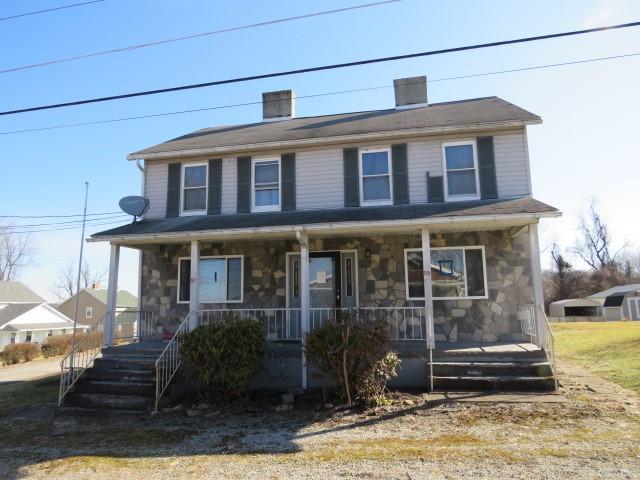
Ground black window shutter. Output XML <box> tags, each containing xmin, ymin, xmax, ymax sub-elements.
<box><xmin>166</xmin><ymin>162</ymin><xmax>181</xmax><ymax>217</ymax></box>
<box><xmin>391</xmin><ymin>143</ymin><xmax>409</xmax><ymax>205</ymax></box>
<box><xmin>477</xmin><ymin>136</ymin><xmax>498</xmax><ymax>199</ymax></box>
<box><xmin>237</xmin><ymin>156</ymin><xmax>252</xmax><ymax>213</ymax></box>
<box><xmin>427</xmin><ymin>172</ymin><xmax>444</xmax><ymax>203</ymax></box>
<box><xmin>281</xmin><ymin>153</ymin><xmax>296</xmax><ymax>211</ymax></box>
<box><xmin>207</xmin><ymin>158</ymin><xmax>222</xmax><ymax>215</ymax></box>
<box><xmin>343</xmin><ymin>147</ymin><xmax>359</xmax><ymax>207</ymax></box>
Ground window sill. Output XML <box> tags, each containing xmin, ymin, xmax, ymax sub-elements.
<box><xmin>361</xmin><ymin>199</ymin><xmax>393</xmax><ymax>207</ymax></box>
<box><xmin>408</xmin><ymin>296</ymin><xmax>489</xmax><ymax>301</ymax></box>
<box><xmin>251</xmin><ymin>205</ymin><xmax>281</xmax><ymax>213</ymax></box>
<box><xmin>180</xmin><ymin>209</ymin><xmax>207</xmax><ymax>217</ymax></box>
<box><xmin>444</xmin><ymin>195</ymin><xmax>481</xmax><ymax>202</ymax></box>
<box><xmin>177</xmin><ymin>299</ymin><xmax>244</xmax><ymax>305</ymax></box>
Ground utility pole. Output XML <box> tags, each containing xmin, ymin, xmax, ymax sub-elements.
<box><xmin>70</xmin><ymin>182</ymin><xmax>89</xmax><ymax>371</ymax></box>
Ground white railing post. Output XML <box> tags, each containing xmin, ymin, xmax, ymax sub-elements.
<box><xmin>104</xmin><ymin>243</ymin><xmax>120</xmax><ymax>347</ymax></box>
<box><xmin>297</xmin><ymin>230</ymin><xmax>310</xmax><ymax>390</ymax></box>
<box><xmin>189</xmin><ymin>240</ymin><xmax>200</xmax><ymax>331</ymax></box>
<box><xmin>529</xmin><ymin>223</ymin><xmax>545</xmax><ymax>348</ymax></box>
<box><xmin>421</xmin><ymin>227</ymin><xmax>435</xmax><ymax>391</ymax></box>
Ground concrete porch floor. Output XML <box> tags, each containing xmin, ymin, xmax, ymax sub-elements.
<box><xmin>435</xmin><ymin>342</ymin><xmax>542</xmax><ymax>354</ymax></box>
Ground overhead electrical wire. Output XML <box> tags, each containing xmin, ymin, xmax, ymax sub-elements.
<box><xmin>2</xmin><ymin>214</ymin><xmax>130</xmax><ymax>229</ymax></box>
<box><xmin>1</xmin><ymin>51</ymin><xmax>638</xmax><ymax>135</ymax></box>
<box><xmin>1</xmin><ymin>20</ymin><xmax>639</xmax><ymax>117</ymax></box>
<box><xmin>0</xmin><ymin>0</ymin><xmax>105</xmax><ymax>22</ymax></box>
<box><xmin>0</xmin><ymin>0</ymin><xmax>401</xmax><ymax>74</ymax></box>
<box><xmin>0</xmin><ymin>211</ymin><xmax>122</xmax><ymax>219</ymax></box>
<box><xmin>3</xmin><ymin>219</ymin><xmax>130</xmax><ymax>235</ymax></box>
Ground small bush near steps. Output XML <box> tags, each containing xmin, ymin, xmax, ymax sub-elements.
<box><xmin>2</xmin><ymin>343</ymin><xmax>41</xmax><ymax>365</ymax></box>
<box><xmin>181</xmin><ymin>317</ymin><xmax>266</xmax><ymax>399</ymax></box>
<box><xmin>305</xmin><ymin>316</ymin><xmax>400</xmax><ymax>407</ymax></box>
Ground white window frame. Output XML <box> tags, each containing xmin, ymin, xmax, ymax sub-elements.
<box><xmin>441</xmin><ymin>140</ymin><xmax>480</xmax><ymax>202</ymax></box>
<box><xmin>251</xmin><ymin>157</ymin><xmax>281</xmax><ymax>212</ymax></box>
<box><xmin>180</xmin><ymin>162</ymin><xmax>208</xmax><ymax>216</ymax></box>
<box><xmin>85</xmin><ymin>306</ymin><xmax>93</xmax><ymax>319</ymax></box>
<box><xmin>359</xmin><ymin>147</ymin><xmax>393</xmax><ymax>206</ymax></box>
<box><xmin>177</xmin><ymin>255</ymin><xmax>244</xmax><ymax>304</ymax></box>
<box><xmin>404</xmin><ymin>246</ymin><xmax>488</xmax><ymax>301</ymax></box>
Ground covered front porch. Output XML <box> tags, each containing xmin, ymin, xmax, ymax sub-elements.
<box><xmin>95</xmin><ymin>216</ymin><xmax>553</xmax><ymax>394</ymax></box>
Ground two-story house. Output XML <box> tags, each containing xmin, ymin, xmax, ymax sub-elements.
<box><xmin>62</xmin><ymin>76</ymin><xmax>560</xmax><ymax>411</ymax></box>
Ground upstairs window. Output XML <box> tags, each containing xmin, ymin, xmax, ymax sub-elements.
<box><xmin>181</xmin><ymin>163</ymin><xmax>208</xmax><ymax>214</ymax></box>
<box><xmin>405</xmin><ymin>247</ymin><xmax>487</xmax><ymax>300</ymax></box>
<box><xmin>178</xmin><ymin>256</ymin><xmax>243</xmax><ymax>303</ymax></box>
<box><xmin>442</xmin><ymin>141</ymin><xmax>480</xmax><ymax>201</ymax></box>
<box><xmin>85</xmin><ymin>307</ymin><xmax>93</xmax><ymax>319</ymax></box>
<box><xmin>360</xmin><ymin>148</ymin><xmax>392</xmax><ymax>205</ymax></box>
<box><xmin>252</xmin><ymin>158</ymin><xmax>280</xmax><ymax>212</ymax></box>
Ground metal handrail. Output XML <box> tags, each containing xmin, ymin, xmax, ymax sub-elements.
<box><xmin>58</xmin><ymin>325</ymin><xmax>103</xmax><ymax>406</ymax></box>
<box><xmin>537</xmin><ymin>305</ymin><xmax>558</xmax><ymax>389</ymax></box>
<box><xmin>518</xmin><ymin>304</ymin><xmax>557</xmax><ymax>389</ymax></box>
<box><xmin>199</xmin><ymin>308</ymin><xmax>302</xmax><ymax>341</ymax></box>
<box><xmin>154</xmin><ymin>314</ymin><xmax>189</xmax><ymax>412</ymax></box>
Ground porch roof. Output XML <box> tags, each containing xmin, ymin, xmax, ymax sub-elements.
<box><xmin>90</xmin><ymin>197</ymin><xmax>558</xmax><ymax>244</ymax></box>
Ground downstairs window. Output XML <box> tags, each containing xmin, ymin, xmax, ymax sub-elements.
<box><xmin>405</xmin><ymin>247</ymin><xmax>487</xmax><ymax>300</ymax></box>
<box><xmin>178</xmin><ymin>256</ymin><xmax>243</xmax><ymax>303</ymax></box>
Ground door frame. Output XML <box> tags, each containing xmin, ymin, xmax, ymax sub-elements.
<box><xmin>286</xmin><ymin>249</ymin><xmax>359</xmax><ymax>309</ymax></box>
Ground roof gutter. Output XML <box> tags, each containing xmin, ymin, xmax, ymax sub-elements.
<box><xmin>88</xmin><ymin>210</ymin><xmax>561</xmax><ymax>244</ymax></box>
<box><xmin>127</xmin><ymin>119</ymin><xmax>541</xmax><ymax>161</ymax></box>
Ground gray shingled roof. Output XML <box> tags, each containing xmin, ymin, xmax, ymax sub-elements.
<box><xmin>92</xmin><ymin>197</ymin><xmax>557</xmax><ymax>239</ymax></box>
<box><xmin>0</xmin><ymin>281</ymin><xmax>45</xmax><ymax>303</ymax></box>
<box><xmin>0</xmin><ymin>303</ymin><xmax>40</xmax><ymax>325</ymax></box>
<box><xmin>83</xmin><ymin>288</ymin><xmax>138</xmax><ymax>308</ymax></box>
<box><xmin>129</xmin><ymin>97</ymin><xmax>541</xmax><ymax>159</ymax></box>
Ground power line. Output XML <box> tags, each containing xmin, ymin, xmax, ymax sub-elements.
<box><xmin>3</xmin><ymin>219</ymin><xmax>129</xmax><ymax>235</ymax></box>
<box><xmin>2</xmin><ymin>20</ymin><xmax>639</xmax><ymax>117</ymax></box>
<box><xmin>0</xmin><ymin>211</ymin><xmax>121</xmax><ymax>219</ymax></box>
<box><xmin>2</xmin><ymin>214</ymin><xmax>129</xmax><ymax>229</ymax></box>
<box><xmin>0</xmin><ymin>0</ymin><xmax>105</xmax><ymax>22</ymax></box>
<box><xmin>1</xmin><ymin>51</ymin><xmax>638</xmax><ymax>136</ymax></box>
<box><xmin>0</xmin><ymin>0</ymin><xmax>400</xmax><ymax>74</ymax></box>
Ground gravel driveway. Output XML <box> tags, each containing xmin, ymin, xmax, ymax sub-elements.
<box><xmin>1</xmin><ymin>360</ymin><xmax>639</xmax><ymax>479</ymax></box>
<box><xmin>0</xmin><ymin>357</ymin><xmax>60</xmax><ymax>385</ymax></box>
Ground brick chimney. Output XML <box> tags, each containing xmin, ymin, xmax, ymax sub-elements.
<box><xmin>394</xmin><ymin>76</ymin><xmax>428</xmax><ymax>109</ymax></box>
<box><xmin>262</xmin><ymin>90</ymin><xmax>296</xmax><ymax>121</ymax></box>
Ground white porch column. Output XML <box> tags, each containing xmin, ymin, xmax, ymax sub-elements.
<box><xmin>528</xmin><ymin>223</ymin><xmax>545</xmax><ymax>344</ymax></box>
<box><xmin>104</xmin><ymin>243</ymin><xmax>120</xmax><ymax>347</ymax></box>
<box><xmin>421</xmin><ymin>227</ymin><xmax>435</xmax><ymax>350</ymax></box>
<box><xmin>189</xmin><ymin>240</ymin><xmax>200</xmax><ymax>331</ymax></box>
<box><xmin>297</xmin><ymin>230</ymin><xmax>310</xmax><ymax>390</ymax></box>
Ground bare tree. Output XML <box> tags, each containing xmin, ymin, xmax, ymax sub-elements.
<box><xmin>573</xmin><ymin>200</ymin><xmax>625</xmax><ymax>271</ymax></box>
<box><xmin>0</xmin><ymin>226</ymin><xmax>33</xmax><ymax>281</ymax></box>
<box><xmin>52</xmin><ymin>261</ymin><xmax>107</xmax><ymax>301</ymax></box>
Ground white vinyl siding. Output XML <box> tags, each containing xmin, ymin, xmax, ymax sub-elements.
<box><xmin>141</xmin><ymin>128</ymin><xmax>531</xmax><ymax>215</ymax></box>
<box><xmin>221</xmin><ymin>157</ymin><xmax>237</xmax><ymax>214</ymax></box>
<box><xmin>295</xmin><ymin>148</ymin><xmax>343</xmax><ymax>210</ymax></box>
<box><xmin>494</xmin><ymin>132</ymin><xmax>531</xmax><ymax>198</ymax></box>
<box><xmin>144</xmin><ymin>161</ymin><xmax>168</xmax><ymax>219</ymax></box>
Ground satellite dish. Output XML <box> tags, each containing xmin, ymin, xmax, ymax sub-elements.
<box><xmin>119</xmin><ymin>196</ymin><xmax>149</xmax><ymax>220</ymax></box>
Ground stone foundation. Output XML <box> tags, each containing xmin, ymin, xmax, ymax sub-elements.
<box><xmin>139</xmin><ymin>228</ymin><xmax>534</xmax><ymax>342</ymax></box>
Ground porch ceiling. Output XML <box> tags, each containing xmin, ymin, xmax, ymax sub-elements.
<box><xmin>89</xmin><ymin>197</ymin><xmax>559</xmax><ymax>246</ymax></box>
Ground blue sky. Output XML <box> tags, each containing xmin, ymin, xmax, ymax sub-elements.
<box><xmin>1</xmin><ymin>0</ymin><xmax>639</xmax><ymax>300</ymax></box>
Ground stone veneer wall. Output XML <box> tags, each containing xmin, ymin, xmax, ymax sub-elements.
<box><xmin>140</xmin><ymin>228</ymin><xmax>533</xmax><ymax>342</ymax></box>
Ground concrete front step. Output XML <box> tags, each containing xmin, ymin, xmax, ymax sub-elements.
<box><xmin>64</xmin><ymin>392</ymin><xmax>152</xmax><ymax>411</ymax></box>
<box><xmin>432</xmin><ymin>361</ymin><xmax>552</xmax><ymax>377</ymax></box>
<box><xmin>432</xmin><ymin>351</ymin><xmax>548</xmax><ymax>362</ymax></box>
<box><xmin>433</xmin><ymin>375</ymin><xmax>556</xmax><ymax>392</ymax></box>
<box><xmin>74</xmin><ymin>379</ymin><xmax>155</xmax><ymax>396</ymax></box>
<box><xmin>93</xmin><ymin>357</ymin><xmax>157</xmax><ymax>370</ymax></box>
<box><xmin>84</xmin><ymin>368</ymin><xmax>155</xmax><ymax>383</ymax></box>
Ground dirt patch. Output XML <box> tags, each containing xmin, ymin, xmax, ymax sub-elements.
<box><xmin>1</xmin><ymin>360</ymin><xmax>640</xmax><ymax>479</ymax></box>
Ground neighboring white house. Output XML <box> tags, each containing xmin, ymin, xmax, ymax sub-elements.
<box><xmin>548</xmin><ymin>298</ymin><xmax>602</xmax><ymax>321</ymax></box>
<box><xmin>0</xmin><ymin>281</ymin><xmax>88</xmax><ymax>351</ymax></box>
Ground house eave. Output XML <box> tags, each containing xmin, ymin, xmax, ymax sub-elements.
<box><xmin>126</xmin><ymin>119</ymin><xmax>540</xmax><ymax>161</ymax></box>
<box><xmin>88</xmin><ymin>210</ymin><xmax>561</xmax><ymax>245</ymax></box>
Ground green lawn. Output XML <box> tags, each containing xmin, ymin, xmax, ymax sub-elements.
<box><xmin>553</xmin><ymin>321</ymin><xmax>640</xmax><ymax>393</ymax></box>
<box><xmin>0</xmin><ymin>374</ymin><xmax>59</xmax><ymax>417</ymax></box>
